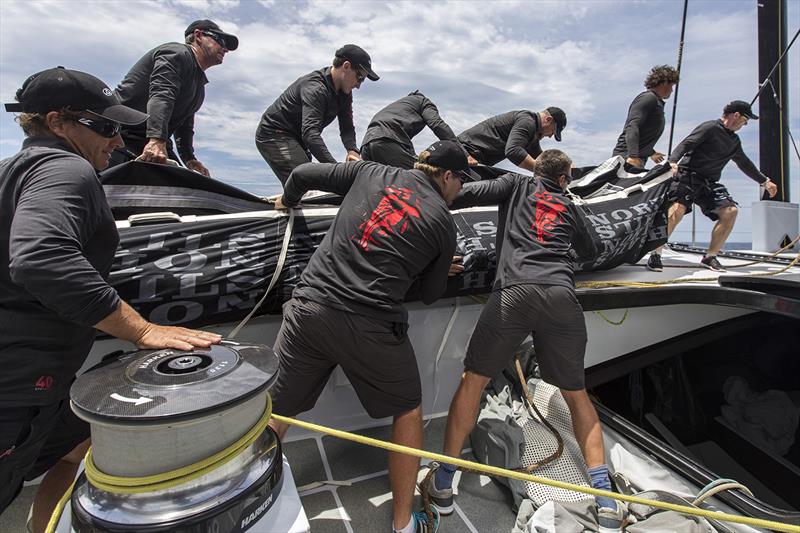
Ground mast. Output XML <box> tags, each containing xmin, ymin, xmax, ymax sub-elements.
<box><xmin>755</xmin><ymin>0</ymin><xmax>790</xmax><ymax>202</ymax></box>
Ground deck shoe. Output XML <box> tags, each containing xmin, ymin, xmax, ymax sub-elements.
<box><xmin>419</xmin><ymin>463</ymin><xmax>454</xmax><ymax>516</ymax></box>
<box><xmin>646</xmin><ymin>253</ymin><xmax>663</xmax><ymax>272</ymax></box>
<box><xmin>597</xmin><ymin>501</ymin><xmax>626</xmax><ymax>532</ymax></box>
<box><xmin>412</xmin><ymin>507</ymin><xmax>441</xmax><ymax>533</ymax></box>
<box><xmin>700</xmin><ymin>255</ymin><xmax>726</xmax><ymax>272</ymax></box>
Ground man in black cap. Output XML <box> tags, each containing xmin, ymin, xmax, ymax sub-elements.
<box><xmin>256</xmin><ymin>44</ymin><xmax>379</xmax><ymax>185</ymax></box>
<box><xmin>457</xmin><ymin>108</ymin><xmax>566</xmax><ymax>172</ymax></box>
<box><xmin>110</xmin><ymin>19</ymin><xmax>239</xmax><ymax>176</ymax></box>
<box><xmin>613</xmin><ymin>65</ymin><xmax>680</xmax><ymax>168</ymax></box>
<box><xmin>267</xmin><ymin>140</ymin><xmax>474</xmax><ymax>533</ymax></box>
<box><xmin>360</xmin><ymin>91</ymin><xmax>458</xmax><ymax>169</ymax></box>
<box><xmin>421</xmin><ymin>149</ymin><xmax>625</xmax><ymax>530</ymax></box>
<box><xmin>646</xmin><ymin>100</ymin><xmax>778</xmax><ymax>272</ymax></box>
<box><xmin>1</xmin><ymin>67</ymin><xmax>221</xmax><ymax>532</ymax></box>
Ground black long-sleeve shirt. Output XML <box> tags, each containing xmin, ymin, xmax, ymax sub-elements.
<box><xmin>115</xmin><ymin>42</ymin><xmax>208</xmax><ymax>163</ymax></box>
<box><xmin>669</xmin><ymin>119</ymin><xmax>768</xmax><ymax>184</ymax></box>
<box><xmin>613</xmin><ymin>90</ymin><xmax>665</xmax><ymax>159</ymax></box>
<box><xmin>457</xmin><ymin>111</ymin><xmax>543</xmax><ymax>166</ymax></box>
<box><xmin>451</xmin><ymin>173</ymin><xmax>596</xmax><ymax>289</ymax></box>
<box><xmin>257</xmin><ymin>67</ymin><xmax>358</xmax><ymax>164</ymax></box>
<box><xmin>361</xmin><ymin>91</ymin><xmax>456</xmax><ymax>150</ymax></box>
<box><xmin>283</xmin><ymin>161</ymin><xmax>456</xmax><ymax>322</ymax></box>
<box><xmin>0</xmin><ymin>137</ymin><xmax>121</xmax><ymax>406</ymax></box>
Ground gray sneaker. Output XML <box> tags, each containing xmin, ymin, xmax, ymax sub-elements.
<box><xmin>597</xmin><ymin>502</ymin><xmax>626</xmax><ymax>532</ymax></box>
<box><xmin>700</xmin><ymin>255</ymin><xmax>726</xmax><ymax>272</ymax></box>
<box><xmin>419</xmin><ymin>463</ymin><xmax>454</xmax><ymax>516</ymax></box>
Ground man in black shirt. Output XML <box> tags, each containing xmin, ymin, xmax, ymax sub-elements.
<box><xmin>268</xmin><ymin>140</ymin><xmax>474</xmax><ymax>533</ymax></box>
<box><xmin>613</xmin><ymin>65</ymin><xmax>679</xmax><ymax>168</ymax></box>
<box><xmin>256</xmin><ymin>44</ymin><xmax>379</xmax><ymax>184</ymax></box>
<box><xmin>361</xmin><ymin>91</ymin><xmax>457</xmax><ymax>169</ymax></box>
<box><xmin>646</xmin><ymin>100</ymin><xmax>777</xmax><ymax>272</ymax></box>
<box><xmin>421</xmin><ymin>150</ymin><xmax>625</xmax><ymax>530</ymax></box>
<box><xmin>457</xmin><ymin>107</ymin><xmax>566</xmax><ymax>172</ymax></box>
<box><xmin>1</xmin><ymin>68</ymin><xmax>221</xmax><ymax>531</ymax></box>
<box><xmin>110</xmin><ymin>19</ymin><xmax>238</xmax><ymax>176</ymax></box>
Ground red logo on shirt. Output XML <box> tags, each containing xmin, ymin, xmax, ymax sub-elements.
<box><xmin>35</xmin><ymin>375</ymin><xmax>54</xmax><ymax>391</ymax></box>
<box><xmin>355</xmin><ymin>186</ymin><xmax>421</xmax><ymax>251</ymax></box>
<box><xmin>531</xmin><ymin>191</ymin><xmax>566</xmax><ymax>243</ymax></box>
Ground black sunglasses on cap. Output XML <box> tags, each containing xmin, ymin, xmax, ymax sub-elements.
<box><xmin>75</xmin><ymin>112</ymin><xmax>121</xmax><ymax>138</ymax></box>
<box><xmin>202</xmin><ymin>30</ymin><xmax>227</xmax><ymax>49</ymax></box>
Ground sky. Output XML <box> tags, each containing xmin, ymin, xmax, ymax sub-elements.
<box><xmin>1</xmin><ymin>0</ymin><xmax>798</xmax><ymax>245</ymax></box>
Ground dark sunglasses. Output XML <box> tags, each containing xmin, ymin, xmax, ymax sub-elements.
<box><xmin>75</xmin><ymin>114</ymin><xmax>121</xmax><ymax>138</ymax></box>
<box><xmin>202</xmin><ymin>30</ymin><xmax>227</xmax><ymax>49</ymax></box>
<box><xmin>454</xmin><ymin>170</ymin><xmax>471</xmax><ymax>184</ymax></box>
<box><xmin>355</xmin><ymin>66</ymin><xmax>367</xmax><ymax>83</ymax></box>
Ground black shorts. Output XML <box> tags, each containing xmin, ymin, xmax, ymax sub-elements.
<box><xmin>464</xmin><ymin>284</ymin><xmax>587</xmax><ymax>390</ymax></box>
<box><xmin>255</xmin><ymin>132</ymin><xmax>312</xmax><ymax>185</ymax></box>
<box><xmin>668</xmin><ymin>171</ymin><xmax>737</xmax><ymax>221</ymax></box>
<box><xmin>270</xmin><ymin>298</ymin><xmax>421</xmax><ymax>419</ymax></box>
<box><xmin>0</xmin><ymin>399</ymin><xmax>89</xmax><ymax>513</ymax></box>
<box><xmin>361</xmin><ymin>140</ymin><xmax>417</xmax><ymax>170</ymax></box>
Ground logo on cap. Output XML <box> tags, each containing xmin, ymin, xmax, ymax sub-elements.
<box><xmin>102</xmin><ymin>88</ymin><xmax>112</xmax><ymax>96</ymax></box>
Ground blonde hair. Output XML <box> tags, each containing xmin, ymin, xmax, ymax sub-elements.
<box><xmin>16</xmin><ymin>109</ymin><xmax>82</xmax><ymax>137</ymax></box>
<box><xmin>414</xmin><ymin>150</ymin><xmax>447</xmax><ymax>180</ymax></box>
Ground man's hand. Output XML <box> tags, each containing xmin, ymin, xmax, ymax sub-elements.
<box><xmin>140</xmin><ymin>139</ymin><xmax>169</xmax><ymax>163</ymax></box>
<box><xmin>669</xmin><ymin>162</ymin><xmax>678</xmax><ymax>173</ymax></box>
<box><xmin>626</xmin><ymin>156</ymin><xmax>643</xmax><ymax>168</ymax></box>
<box><xmin>448</xmin><ymin>255</ymin><xmax>465</xmax><ymax>277</ymax></box>
<box><xmin>346</xmin><ymin>150</ymin><xmax>362</xmax><ymax>162</ymax></box>
<box><xmin>273</xmin><ymin>195</ymin><xmax>287</xmax><ymax>210</ymax></box>
<box><xmin>651</xmin><ymin>151</ymin><xmax>666</xmax><ymax>164</ymax></box>
<box><xmin>135</xmin><ymin>323</ymin><xmax>222</xmax><ymax>351</ymax></box>
<box><xmin>467</xmin><ymin>155</ymin><xmax>479</xmax><ymax>166</ymax></box>
<box><xmin>186</xmin><ymin>159</ymin><xmax>210</xmax><ymax>177</ymax></box>
<box><xmin>764</xmin><ymin>179</ymin><xmax>778</xmax><ymax>198</ymax></box>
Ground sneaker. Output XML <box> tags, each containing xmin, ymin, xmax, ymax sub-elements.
<box><xmin>597</xmin><ymin>502</ymin><xmax>626</xmax><ymax>532</ymax></box>
<box><xmin>700</xmin><ymin>255</ymin><xmax>726</xmax><ymax>272</ymax></box>
<box><xmin>411</xmin><ymin>507</ymin><xmax>440</xmax><ymax>533</ymax></box>
<box><xmin>418</xmin><ymin>463</ymin><xmax>454</xmax><ymax>516</ymax></box>
<box><xmin>646</xmin><ymin>253</ymin><xmax>663</xmax><ymax>272</ymax></box>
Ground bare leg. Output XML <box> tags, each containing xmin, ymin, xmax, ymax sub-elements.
<box><xmin>707</xmin><ymin>206</ymin><xmax>738</xmax><ymax>256</ymax></box>
<box><xmin>30</xmin><ymin>438</ymin><xmax>90</xmax><ymax>533</ymax></box>
<box><xmin>443</xmin><ymin>371</ymin><xmax>491</xmax><ymax>458</ymax></box>
<box><xmin>560</xmin><ymin>389</ymin><xmax>604</xmax><ymax>468</ymax></box>
<box><xmin>268</xmin><ymin>418</ymin><xmax>289</xmax><ymax>440</ymax></box>
<box><xmin>654</xmin><ymin>202</ymin><xmax>686</xmax><ymax>255</ymax></box>
<box><xmin>390</xmin><ymin>405</ymin><xmax>423</xmax><ymax>530</ymax></box>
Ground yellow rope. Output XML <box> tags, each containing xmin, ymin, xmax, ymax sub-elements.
<box><xmin>272</xmin><ymin>414</ymin><xmax>800</xmax><ymax>533</ymax></box>
<box><xmin>594</xmin><ymin>308</ymin><xmax>629</xmax><ymax>325</ymax></box>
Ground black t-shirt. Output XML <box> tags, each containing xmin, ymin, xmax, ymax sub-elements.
<box><xmin>457</xmin><ymin>110</ymin><xmax>543</xmax><ymax>166</ymax></box>
<box><xmin>669</xmin><ymin>119</ymin><xmax>768</xmax><ymax>183</ymax></box>
<box><xmin>283</xmin><ymin>161</ymin><xmax>456</xmax><ymax>323</ymax></box>
<box><xmin>115</xmin><ymin>42</ymin><xmax>208</xmax><ymax>163</ymax></box>
<box><xmin>257</xmin><ymin>67</ymin><xmax>358</xmax><ymax>164</ymax></box>
<box><xmin>361</xmin><ymin>91</ymin><xmax>456</xmax><ymax>150</ymax></box>
<box><xmin>613</xmin><ymin>90</ymin><xmax>665</xmax><ymax>159</ymax></box>
<box><xmin>451</xmin><ymin>172</ymin><xmax>596</xmax><ymax>289</ymax></box>
<box><xmin>0</xmin><ymin>137</ymin><xmax>121</xmax><ymax>406</ymax></box>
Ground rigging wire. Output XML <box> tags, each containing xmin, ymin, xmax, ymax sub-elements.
<box><xmin>667</xmin><ymin>0</ymin><xmax>689</xmax><ymax>156</ymax></box>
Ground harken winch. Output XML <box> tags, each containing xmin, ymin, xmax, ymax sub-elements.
<box><xmin>67</xmin><ymin>340</ymin><xmax>282</xmax><ymax>532</ymax></box>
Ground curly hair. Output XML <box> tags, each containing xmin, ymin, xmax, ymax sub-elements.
<box><xmin>16</xmin><ymin>109</ymin><xmax>83</xmax><ymax>137</ymax></box>
<box><xmin>644</xmin><ymin>65</ymin><xmax>679</xmax><ymax>89</ymax></box>
<box><xmin>534</xmin><ymin>149</ymin><xmax>572</xmax><ymax>180</ymax></box>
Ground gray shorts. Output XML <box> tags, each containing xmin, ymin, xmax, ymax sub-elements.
<box><xmin>464</xmin><ymin>284</ymin><xmax>587</xmax><ymax>390</ymax></box>
<box><xmin>271</xmin><ymin>298</ymin><xmax>421</xmax><ymax>419</ymax></box>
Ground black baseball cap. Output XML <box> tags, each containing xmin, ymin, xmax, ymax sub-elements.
<box><xmin>4</xmin><ymin>67</ymin><xmax>148</xmax><ymax>125</ymax></box>
<box><xmin>185</xmin><ymin>19</ymin><xmax>239</xmax><ymax>51</ymax></box>
<box><xmin>546</xmin><ymin>106</ymin><xmax>567</xmax><ymax>141</ymax></box>
<box><xmin>335</xmin><ymin>44</ymin><xmax>379</xmax><ymax>81</ymax></box>
<box><xmin>423</xmin><ymin>140</ymin><xmax>480</xmax><ymax>182</ymax></box>
<box><xmin>724</xmin><ymin>100</ymin><xmax>758</xmax><ymax>120</ymax></box>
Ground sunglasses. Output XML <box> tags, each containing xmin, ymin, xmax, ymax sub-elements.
<box><xmin>454</xmin><ymin>170</ymin><xmax>471</xmax><ymax>184</ymax></box>
<box><xmin>202</xmin><ymin>30</ymin><xmax>227</xmax><ymax>49</ymax></box>
<box><xmin>355</xmin><ymin>66</ymin><xmax>367</xmax><ymax>83</ymax></box>
<box><xmin>75</xmin><ymin>114</ymin><xmax>121</xmax><ymax>138</ymax></box>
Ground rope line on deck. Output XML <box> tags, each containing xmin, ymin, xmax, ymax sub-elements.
<box><xmin>272</xmin><ymin>414</ymin><xmax>800</xmax><ymax>532</ymax></box>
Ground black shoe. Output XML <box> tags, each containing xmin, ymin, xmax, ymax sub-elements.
<box><xmin>700</xmin><ymin>255</ymin><xmax>726</xmax><ymax>272</ymax></box>
<box><xmin>646</xmin><ymin>254</ymin><xmax>663</xmax><ymax>272</ymax></box>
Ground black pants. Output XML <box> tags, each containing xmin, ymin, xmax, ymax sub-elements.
<box><xmin>255</xmin><ymin>132</ymin><xmax>312</xmax><ymax>185</ymax></box>
<box><xmin>361</xmin><ymin>140</ymin><xmax>417</xmax><ymax>170</ymax></box>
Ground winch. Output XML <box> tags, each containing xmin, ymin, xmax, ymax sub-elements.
<box><xmin>67</xmin><ymin>340</ymin><xmax>283</xmax><ymax>532</ymax></box>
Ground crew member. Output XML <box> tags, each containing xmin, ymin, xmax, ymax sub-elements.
<box><xmin>1</xmin><ymin>67</ymin><xmax>221</xmax><ymax>532</ymax></box>
<box><xmin>255</xmin><ymin>44</ymin><xmax>378</xmax><ymax>184</ymax></box>
<box><xmin>646</xmin><ymin>100</ymin><xmax>777</xmax><ymax>272</ymax></box>
<box><xmin>268</xmin><ymin>140</ymin><xmax>475</xmax><ymax>533</ymax></box>
<box><xmin>110</xmin><ymin>19</ymin><xmax>239</xmax><ymax>176</ymax></box>
<box><xmin>361</xmin><ymin>91</ymin><xmax>457</xmax><ymax>169</ymax></box>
